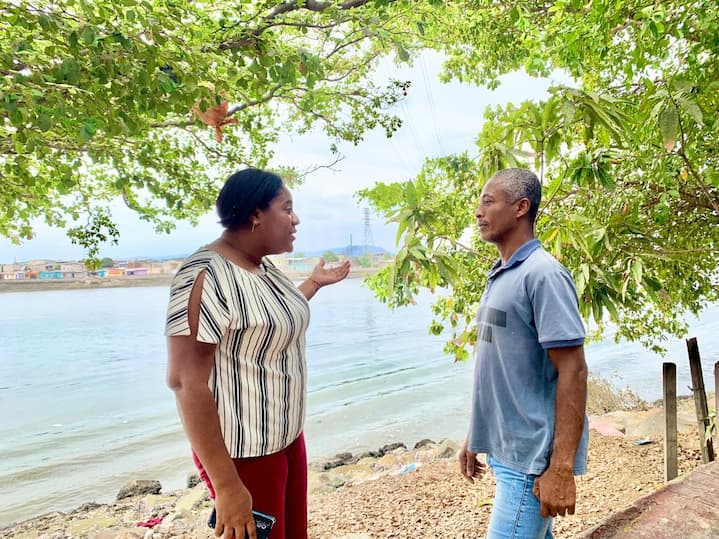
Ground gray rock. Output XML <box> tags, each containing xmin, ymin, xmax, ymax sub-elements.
<box><xmin>186</xmin><ymin>472</ymin><xmax>201</xmax><ymax>489</ymax></box>
<box><xmin>435</xmin><ymin>439</ymin><xmax>460</xmax><ymax>459</ymax></box>
<box><xmin>319</xmin><ymin>474</ymin><xmax>347</xmax><ymax>489</ymax></box>
<box><xmin>71</xmin><ymin>502</ymin><xmax>102</xmax><ymax>514</ymax></box>
<box><xmin>316</xmin><ymin>452</ymin><xmax>358</xmax><ymax>471</ymax></box>
<box><xmin>414</xmin><ymin>438</ymin><xmax>436</xmax><ymax>449</ymax></box>
<box><xmin>116</xmin><ymin>480</ymin><xmax>162</xmax><ymax>500</ymax></box>
<box><xmin>357</xmin><ymin>450</ymin><xmax>382</xmax><ymax>460</ymax></box>
<box><xmin>378</xmin><ymin>442</ymin><xmax>406</xmax><ymax>455</ymax></box>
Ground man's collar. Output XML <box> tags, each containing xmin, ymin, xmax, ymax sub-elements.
<box><xmin>487</xmin><ymin>238</ymin><xmax>541</xmax><ymax>278</ymax></box>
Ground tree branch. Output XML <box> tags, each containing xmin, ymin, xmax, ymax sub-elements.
<box><xmin>666</xmin><ymin>86</ymin><xmax>719</xmax><ymax>214</ymax></box>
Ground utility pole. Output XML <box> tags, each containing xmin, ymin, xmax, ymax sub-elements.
<box><xmin>362</xmin><ymin>207</ymin><xmax>373</xmax><ymax>256</ymax></box>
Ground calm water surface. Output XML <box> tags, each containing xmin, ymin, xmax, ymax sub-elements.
<box><xmin>0</xmin><ymin>280</ymin><xmax>717</xmax><ymax>525</ymax></box>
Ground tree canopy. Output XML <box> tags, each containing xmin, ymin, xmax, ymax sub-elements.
<box><xmin>361</xmin><ymin>0</ymin><xmax>719</xmax><ymax>355</ymax></box>
<box><xmin>3</xmin><ymin>0</ymin><xmax>718</xmax><ymax>353</ymax></box>
<box><xmin>1</xmin><ymin>0</ymin><xmax>428</xmax><ymax>263</ymax></box>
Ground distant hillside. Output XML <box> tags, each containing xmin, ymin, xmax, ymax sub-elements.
<box><xmin>293</xmin><ymin>245</ymin><xmax>390</xmax><ymax>257</ymax></box>
<box><xmin>92</xmin><ymin>245</ymin><xmax>392</xmax><ymax>263</ymax></box>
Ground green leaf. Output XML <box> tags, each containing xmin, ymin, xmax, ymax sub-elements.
<box><xmin>38</xmin><ymin>114</ymin><xmax>51</xmax><ymax>132</ymax></box>
<box><xmin>405</xmin><ymin>182</ymin><xmax>417</xmax><ymax>206</ymax></box>
<box><xmin>81</xmin><ymin>26</ymin><xmax>96</xmax><ymax>45</ymax></box>
<box><xmin>677</xmin><ymin>96</ymin><xmax>703</xmax><ymax>125</ymax></box>
<box><xmin>659</xmin><ymin>105</ymin><xmax>678</xmax><ymax>151</ymax></box>
<box><xmin>39</xmin><ymin>14</ymin><xmax>51</xmax><ymax>31</ymax></box>
<box><xmin>561</xmin><ymin>100</ymin><xmax>575</xmax><ymax>126</ymax></box>
<box><xmin>631</xmin><ymin>259</ymin><xmax>643</xmax><ymax>286</ymax></box>
<box><xmin>79</xmin><ymin>121</ymin><xmax>97</xmax><ymax>142</ymax></box>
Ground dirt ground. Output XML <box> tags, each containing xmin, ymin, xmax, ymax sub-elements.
<box><xmin>307</xmin><ymin>432</ymin><xmax>703</xmax><ymax>538</ymax></box>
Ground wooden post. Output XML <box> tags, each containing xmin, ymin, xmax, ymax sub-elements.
<box><xmin>663</xmin><ymin>362</ymin><xmax>678</xmax><ymax>482</ymax></box>
<box><xmin>686</xmin><ymin>338</ymin><xmax>715</xmax><ymax>463</ymax></box>
<box><xmin>715</xmin><ymin>362</ymin><xmax>718</xmax><ymax>455</ymax></box>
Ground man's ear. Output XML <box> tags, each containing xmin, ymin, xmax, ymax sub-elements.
<box><xmin>515</xmin><ymin>198</ymin><xmax>531</xmax><ymax>219</ymax></box>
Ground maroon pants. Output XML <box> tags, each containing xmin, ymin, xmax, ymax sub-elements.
<box><xmin>193</xmin><ymin>433</ymin><xmax>308</xmax><ymax>539</ymax></box>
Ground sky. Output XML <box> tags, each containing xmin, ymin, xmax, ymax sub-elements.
<box><xmin>0</xmin><ymin>52</ymin><xmax>570</xmax><ymax>263</ymax></box>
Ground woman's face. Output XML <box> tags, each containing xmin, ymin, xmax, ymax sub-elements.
<box><xmin>256</xmin><ymin>186</ymin><xmax>300</xmax><ymax>254</ymax></box>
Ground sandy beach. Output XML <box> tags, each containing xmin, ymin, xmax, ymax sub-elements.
<box><xmin>2</xmin><ymin>396</ymin><xmax>710</xmax><ymax>539</ymax></box>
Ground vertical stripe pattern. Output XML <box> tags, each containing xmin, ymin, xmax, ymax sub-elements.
<box><xmin>166</xmin><ymin>248</ymin><xmax>310</xmax><ymax>458</ymax></box>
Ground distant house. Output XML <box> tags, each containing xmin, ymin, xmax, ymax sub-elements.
<box><xmin>38</xmin><ymin>271</ymin><xmax>63</xmax><ymax>280</ymax></box>
<box><xmin>286</xmin><ymin>256</ymin><xmax>317</xmax><ymax>272</ymax></box>
<box><xmin>62</xmin><ymin>270</ymin><xmax>87</xmax><ymax>280</ymax></box>
<box><xmin>0</xmin><ymin>263</ymin><xmax>25</xmax><ymax>280</ymax></box>
<box><xmin>150</xmin><ymin>260</ymin><xmax>180</xmax><ymax>274</ymax></box>
<box><xmin>60</xmin><ymin>262</ymin><xmax>85</xmax><ymax>272</ymax></box>
<box><xmin>125</xmin><ymin>268</ymin><xmax>149</xmax><ymax>276</ymax></box>
<box><xmin>107</xmin><ymin>268</ymin><xmax>124</xmax><ymax>277</ymax></box>
<box><xmin>92</xmin><ymin>269</ymin><xmax>108</xmax><ymax>278</ymax></box>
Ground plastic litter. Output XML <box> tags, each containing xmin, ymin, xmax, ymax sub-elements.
<box><xmin>397</xmin><ymin>462</ymin><xmax>420</xmax><ymax>474</ymax></box>
<box><xmin>136</xmin><ymin>517</ymin><xmax>163</xmax><ymax>528</ymax></box>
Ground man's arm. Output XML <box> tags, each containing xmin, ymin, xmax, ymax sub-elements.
<box><xmin>532</xmin><ymin>345</ymin><xmax>587</xmax><ymax>518</ymax></box>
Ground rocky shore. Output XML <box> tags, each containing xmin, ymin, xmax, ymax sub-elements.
<box><xmin>2</xmin><ymin>397</ymin><xmax>708</xmax><ymax>539</ymax></box>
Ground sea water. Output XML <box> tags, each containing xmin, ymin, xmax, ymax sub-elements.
<box><xmin>0</xmin><ymin>279</ymin><xmax>717</xmax><ymax>525</ymax></box>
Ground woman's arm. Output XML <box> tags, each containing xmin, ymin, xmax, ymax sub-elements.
<box><xmin>298</xmin><ymin>259</ymin><xmax>351</xmax><ymax>300</ymax></box>
<box><xmin>166</xmin><ymin>271</ymin><xmax>257</xmax><ymax>539</ymax></box>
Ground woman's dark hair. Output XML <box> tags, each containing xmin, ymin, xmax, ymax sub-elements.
<box><xmin>216</xmin><ymin>168</ymin><xmax>284</xmax><ymax>230</ymax></box>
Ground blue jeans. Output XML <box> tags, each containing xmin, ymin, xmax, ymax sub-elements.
<box><xmin>486</xmin><ymin>455</ymin><xmax>553</xmax><ymax>539</ymax></box>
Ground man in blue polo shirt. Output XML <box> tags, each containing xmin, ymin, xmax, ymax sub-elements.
<box><xmin>459</xmin><ymin>168</ymin><xmax>589</xmax><ymax>538</ymax></box>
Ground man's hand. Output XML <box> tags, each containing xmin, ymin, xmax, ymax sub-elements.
<box><xmin>458</xmin><ymin>439</ymin><xmax>488</xmax><ymax>484</ymax></box>
<box><xmin>532</xmin><ymin>466</ymin><xmax>576</xmax><ymax>518</ymax></box>
<box><xmin>214</xmin><ymin>482</ymin><xmax>256</xmax><ymax>539</ymax></box>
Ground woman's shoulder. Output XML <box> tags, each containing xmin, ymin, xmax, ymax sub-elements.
<box><xmin>172</xmin><ymin>247</ymin><xmax>229</xmax><ymax>282</ymax></box>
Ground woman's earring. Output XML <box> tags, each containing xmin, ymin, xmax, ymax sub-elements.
<box><xmin>252</xmin><ymin>220</ymin><xmax>258</xmax><ymax>233</ymax></box>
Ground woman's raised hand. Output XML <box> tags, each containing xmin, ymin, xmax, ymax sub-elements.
<box><xmin>309</xmin><ymin>258</ymin><xmax>351</xmax><ymax>288</ymax></box>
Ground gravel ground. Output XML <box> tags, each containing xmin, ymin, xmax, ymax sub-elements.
<box><xmin>3</xmin><ymin>430</ymin><xmax>705</xmax><ymax>538</ymax></box>
<box><xmin>308</xmin><ymin>431</ymin><xmax>703</xmax><ymax>539</ymax></box>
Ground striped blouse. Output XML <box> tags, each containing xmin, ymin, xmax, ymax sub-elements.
<box><xmin>166</xmin><ymin>248</ymin><xmax>310</xmax><ymax>458</ymax></box>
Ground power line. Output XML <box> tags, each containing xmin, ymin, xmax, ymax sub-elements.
<box><xmin>419</xmin><ymin>54</ymin><xmax>445</xmax><ymax>155</ymax></box>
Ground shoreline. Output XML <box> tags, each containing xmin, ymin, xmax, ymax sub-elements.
<box><xmin>0</xmin><ymin>269</ymin><xmax>375</xmax><ymax>294</ymax></box>
<box><xmin>2</xmin><ymin>397</ymin><xmax>710</xmax><ymax>536</ymax></box>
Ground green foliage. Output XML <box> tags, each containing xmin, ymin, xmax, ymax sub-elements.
<box><xmin>356</xmin><ymin>254</ymin><xmax>372</xmax><ymax>267</ymax></box>
<box><xmin>4</xmin><ymin>0</ymin><xmax>719</xmax><ymax>359</ymax></box>
<box><xmin>1</xmin><ymin>0</ymin><xmax>430</xmax><ymax>253</ymax></box>
<box><xmin>67</xmin><ymin>207</ymin><xmax>119</xmax><ymax>270</ymax></box>
<box><xmin>362</xmin><ymin>0</ymin><xmax>719</xmax><ymax>358</ymax></box>
<box><xmin>322</xmin><ymin>251</ymin><xmax>339</xmax><ymax>262</ymax></box>
<box><xmin>99</xmin><ymin>257</ymin><xmax>114</xmax><ymax>268</ymax></box>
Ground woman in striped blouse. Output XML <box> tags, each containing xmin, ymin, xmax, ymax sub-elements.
<box><xmin>166</xmin><ymin>168</ymin><xmax>350</xmax><ymax>539</ymax></box>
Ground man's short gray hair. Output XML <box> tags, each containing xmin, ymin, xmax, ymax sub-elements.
<box><xmin>492</xmin><ymin>168</ymin><xmax>542</xmax><ymax>224</ymax></box>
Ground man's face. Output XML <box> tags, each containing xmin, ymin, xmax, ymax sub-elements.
<box><xmin>475</xmin><ymin>179</ymin><xmax>520</xmax><ymax>244</ymax></box>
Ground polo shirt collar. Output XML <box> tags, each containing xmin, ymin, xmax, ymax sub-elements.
<box><xmin>487</xmin><ymin>238</ymin><xmax>541</xmax><ymax>278</ymax></box>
